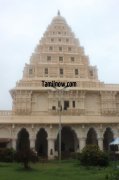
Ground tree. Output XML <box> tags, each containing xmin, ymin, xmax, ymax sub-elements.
<box><xmin>16</xmin><ymin>148</ymin><xmax>38</xmax><ymax>169</ymax></box>
<box><xmin>16</xmin><ymin>128</ymin><xmax>38</xmax><ymax>169</ymax></box>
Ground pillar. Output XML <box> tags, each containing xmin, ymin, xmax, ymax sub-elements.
<box><xmin>12</xmin><ymin>138</ymin><xmax>17</xmax><ymax>150</ymax></box>
<box><xmin>48</xmin><ymin>138</ymin><xmax>55</xmax><ymax>160</ymax></box>
<box><xmin>7</xmin><ymin>141</ymin><xmax>12</xmax><ymax>148</ymax></box>
<box><xmin>79</xmin><ymin>137</ymin><xmax>86</xmax><ymax>152</ymax></box>
<box><xmin>30</xmin><ymin>138</ymin><xmax>35</xmax><ymax>150</ymax></box>
<box><xmin>98</xmin><ymin>138</ymin><xmax>103</xmax><ymax>151</ymax></box>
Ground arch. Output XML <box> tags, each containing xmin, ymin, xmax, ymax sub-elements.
<box><xmin>86</xmin><ymin>128</ymin><xmax>98</xmax><ymax>145</ymax></box>
<box><xmin>16</xmin><ymin>128</ymin><xmax>30</xmax><ymax>151</ymax></box>
<box><xmin>55</xmin><ymin>126</ymin><xmax>79</xmax><ymax>158</ymax></box>
<box><xmin>35</xmin><ymin>128</ymin><xmax>48</xmax><ymax>157</ymax></box>
<box><xmin>103</xmin><ymin>127</ymin><xmax>114</xmax><ymax>151</ymax></box>
<box><xmin>0</xmin><ymin>126</ymin><xmax>12</xmax><ymax>148</ymax></box>
<box><xmin>0</xmin><ymin>126</ymin><xmax>11</xmax><ymax>138</ymax></box>
<box><xmin>14</xmin><ymin>126</ymin><xmax>31</xmax><ymax>140</ymax></box>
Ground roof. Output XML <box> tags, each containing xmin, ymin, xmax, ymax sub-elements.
<box><xmin>110</xmin><ymin>138</ymin><xmax>119</xmax><ymax>145</ymax></box>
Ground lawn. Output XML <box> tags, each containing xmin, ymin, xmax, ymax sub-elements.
<box><xmin>0</xmin><ymin>160</ymin><xmax>115</xmax><ymax>180</ymax></box>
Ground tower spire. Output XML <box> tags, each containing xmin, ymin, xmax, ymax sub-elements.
<box><xmin>57</xmin><ymin>10</ymin><xmax>60</xmax><ymax>16</ymax></box>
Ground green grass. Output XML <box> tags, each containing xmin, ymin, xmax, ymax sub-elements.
<box><xmin>0</xmin><ymin>160</ymin><xmax>115</xmax><ymax>180</ymax></box>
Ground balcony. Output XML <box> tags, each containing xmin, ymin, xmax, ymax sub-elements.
<box><xmin>0</xmin><ymin>111</ymin><xmax>13</xmax><ymax>116</ymax></box>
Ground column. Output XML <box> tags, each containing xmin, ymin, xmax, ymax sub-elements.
<box><xmin>30</xmin><ymin>138</ymin><xmax>35</xmax><ymax>150</ymax></box>
<box><xmin>79</xmin><ymin>137</ymin><xmax>86</xmax><ymax>152</ymax></box>
<box><xmin>7</xmin><ymin>142</ymin><xmax>12</xmax><ymax>148</ymax></box>
<box><xmin>48</xmin><ymin>138</ymin><xmax>55</xmax><ymax>160</ymax></box>
<box><xmin>98</xmin><ymin>138</ymin><xmax>103</xmax><ymax>151</ymax></box>
<box><xmin>12</xmin><ymin>138</ymin><xmax>17</xmax><ymax>150</ymax></box>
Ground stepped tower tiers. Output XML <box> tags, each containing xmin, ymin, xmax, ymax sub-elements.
<box><xmin>10</xmin><ymin>12</ymin><xmax>103</xmax><ymax>115</ymax></box>
<box><xmin>16</xmin><ymin>13</ymin><xmax>98</xmax><ymax>83</ymax></box>
<box><xmin>10</xmin><ymin>13</ymin><xmax>119</xmax><ymax>116</ymax></box>
<box><xmin>1</xmin><ymin>12</ymin><xmax>119</xmax><ymax>158</ymax></box>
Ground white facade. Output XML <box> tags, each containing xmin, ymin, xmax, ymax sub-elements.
<box><xmin>0</xmin><ymin>12</ymin><xmax>119</xmax><ymax>159</ymax></box>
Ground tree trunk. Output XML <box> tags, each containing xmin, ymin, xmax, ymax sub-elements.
<box><xmin>24</xmin><ymin>160</ymin><xmax>29</xmax><ymax>169</ymax></box>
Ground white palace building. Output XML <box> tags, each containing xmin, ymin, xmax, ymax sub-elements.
<box><xmin>0</xmin><ymin>12</ymin><xmax>119</xmax><ymax>159</ymax></box>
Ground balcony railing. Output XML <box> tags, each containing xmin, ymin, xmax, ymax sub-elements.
<box><xmin>0</xmin><ymin>111</ymin><xmax>13</xmax><ymax>116</ymax></box>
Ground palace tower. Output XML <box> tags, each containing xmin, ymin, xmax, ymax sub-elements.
<box><xmin>0</xmin><ymin>12</ymin><xmax>119</xmax><ymax>159</ymax></box>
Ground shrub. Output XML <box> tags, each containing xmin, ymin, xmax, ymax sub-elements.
<box><xmin>15</xmin><ymin>148</ymin><xmax>38</xmax><ymax>169</ymax></box>
<box><xmin>80</xmin><ymin>145</ymin><xmax>109</xmax><ymax>167</ymax></box>
<box><xmin>0</xmin><ymin>148</ymin><xmax>15</xmax><ymax>162</ymax></box>
<box><xmin>98</xmin><ymin>151</ymin><xmax>109</xmax><ymax>166</ymax></box>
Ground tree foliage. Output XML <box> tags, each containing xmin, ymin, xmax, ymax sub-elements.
<box><xmin>16</xmin><ymin>128</ymin><xmax>38</xmax><ymax>169</ymax></box>
<box><xmin>80</xmin><ymin>145</ymin><xmax>109</xmax><ymax>167</ymax></box>
<box><xmin>0</xmin><ymin>148</ymin><xmax>15</xmax><ymax>162</ymax></box>
<box><xmin>15</xmin><ymin>148</ymin><xmax>38</xmax><ymax>169</ymax></box>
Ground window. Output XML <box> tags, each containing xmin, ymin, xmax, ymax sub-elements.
<box><xmin>59</xmin><ymin>47</ymin><xmax>62</xmax><ymax>51</ymax></box>
<box><xmin>47</xmin><ymin>56</ymin><xmax>51</xmax><ymax>61</ymax></box>
<box><xmin>66</xmin><ymin>38</ymin><xmax>69</xmax><ymax>42</ymax></box>
<box><xmin>59</xmin><ymin>38</ymin><xmax>61</xmax><ymax>42</ymax></box>
<box><xmin>49</xmin><ymin>46</ymin><xmax>53</xmax><ymax>51</ymax></box>
<box><xmin>64</xmin><ymin>101</ymin><xmax>69</xmax><ymax>110</ymax></box>
<box><xmin>60</xmin><ymin>68</ymin><xmax>63</xmax><ymax>75</ymax></box>
<box><xmin>29</xmin><ymin>68</ymin><xmax>33</xmax><ymax>75</ymax></box>
<box><xmin>90</xmin><ymin>70</ymin><xmax>93</xmax><ymax>76</ymax></box>
<box><xmin>52</xmin><ymin>106</ymin><xmax>56</xmax><ymax>110</ymax></box>
<box><xmin>71</xmin><ymin>57</ymin><xmax>74</xmax><ymax>62</ymax></box>
<box><xmin>58</xmin><ymin>32</ymin><xmax>61</xmax><ymax>34</ymax></box>
<box><xmin>75</xmin><ymin>69</ymin><xmax>79</xmax><ymax>75</ymax></box>
<box><xmin>45</xmin><ymin>68</ymin><xmax>48</xmax><ymax>75</ymax></box>
<box><xmin>51</xmin><ymin>38</ymin><xmax>54</xmax><ymax>42</ymax></box>
<box><xmin>68</xmin><ymin>47</ymin><xmax>71</xmax><ymax>51</ymax></box>
<box><xmin>72</xmin><ymin>101</ymin><xmax>75</xmax><ymax>108</ymax></box>
<box><xmin>59</xmin><ymin>56</ymin><xmax>63</xmax><ymax>62</ymax></box>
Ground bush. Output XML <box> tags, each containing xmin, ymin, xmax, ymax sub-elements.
<box><xmin>98</xmin><ymin>151</ymin><xmax>109</xmax><ymax>166</ymax></box>
<box><xmin>15</xmin><ymin>148</ymin><xmax>38</xmax><ymax>169</ymax></box>
<box><xmin>0</xmin><ymin>148</ymin><xmax>15</xmax><ymax>162</ymax></box>
<box><xmin>80</xmin><ymin>145</ymin><xmax>109</xmax><ymax>167</ymax></box>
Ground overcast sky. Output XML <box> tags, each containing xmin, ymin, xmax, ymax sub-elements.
<box><xmin>0</xmin><ymin>0</ymin><xmax>119</xmax><ymax>110</ymax></box>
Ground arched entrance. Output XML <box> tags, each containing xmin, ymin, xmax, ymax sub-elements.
<box><xmin>16</xmin><ymin>128</ymin><xmax>30</xmax><ymax>151</ymax></box>
<box><xmin>0</xmin><ymin>128</ymin><xmax>12</xmax><ymax>149</ymax></box>
<box><xmin>35</xmin><ymin>128</ymin><xmax>48</xmax><ymax>157</ymax></box>
<box><xmin>55</xmin><ymin>126</ymin><xmax>78</xmax><ymax>158</ymax></box>
<box><xmin>86</xmin><ymin>128</ymin><xmax>98</xmax><ymax>145</ymax></box>
<box><xmin>103</xmin><ymin>127</ymin><xmax>114</xmax><ymax>151</ymax></box>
